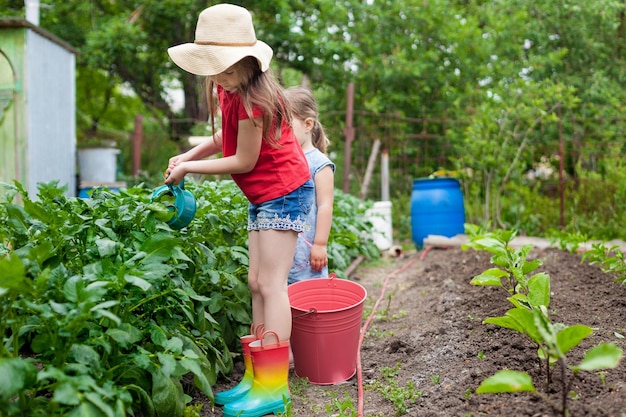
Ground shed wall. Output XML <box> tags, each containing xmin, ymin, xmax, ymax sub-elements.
<box><xmin>25</xmin><ymin>29</ymin><xmax>76</xmax><ymax>196</ymax></box>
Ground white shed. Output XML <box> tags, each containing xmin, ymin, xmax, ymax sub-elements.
<box><xmin>0</xmin><ymin>17</ymin><xmax>77</xmax><ymax>197</ymax></box>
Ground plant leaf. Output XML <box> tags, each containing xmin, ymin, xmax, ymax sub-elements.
<box><xmin>521</xmin><ymin>259</ymin><xmax>542</xmax><ymax>275</ymax></box>
<box><xmin>157</xmin><ymin>352</ymin><xmax>177</xmax><ymax>378</ymax></box>
<box><xmin>483</xmin><ymin>316</ymin><xmax>525</xmax><ymax>334</ymax></box>
<box><xmin>83</xmin><ymin>391</ymin><xmax>116</xmax><ymax>417</ymax></box>
<box><xmin>151</xmin><ymin>371</ymin><xmax>184</xmax><ymax>417</ymax></box>
<box><xmin>572</xmin><ymin>343</ymin><xmax>624</xmax><ymax>371</ymax></box>
<box><xmin>125</xmin><ymin>384</ymin><xmax>155</xmax><ymax>417</ymax></box>
<box><xmin>470</xmin><ymin>268</ymin><xmax>507</xmax><ymax>287</ymax></box>
<box><xmin>527</xmin><ymin>272</ymin><xmax>550</xmax><ymax>308</ymax></box>
<box><xmin>0</xmin><ymin>357</ymin><xmax>38</xmax><ymax>401</ymax></box>
<box><xmin>476</xmin><ymin>370</ymin><xmax>536</xmax><ymax>393</ymax></box>
<box><xmin>556</xmin><ymin>324</ymin><xmax>593</xmax><ymax>356</ymax></box>
<box><xmin>506</xmin><ymin>307</ymin><xmax>542</xmax><ymax>344</ymax></box>
<box><xmin>95</xmin><ymin>238</ymin><xmax>119</xmax><ymax>257</ymax></box>
<box><xmin>53</xmin><ymin>382</ymin><xmax>81</xmax><ymax>406</ymax></box>
<box><xmin>106</xmin><ymin>323</ymin><xmax>143</xmax><ymax>349</ymax></box>
<box><xmin>179</xmin><ymin>357</ymin><xmax>214</xmax><ymax>398</ymax></box>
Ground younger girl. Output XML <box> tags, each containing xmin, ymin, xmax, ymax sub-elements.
<box><xmin>286</xmin><ymin>86</ymin><xmax>335</xmax><ymax>284</ymax></box>
<box><xmin>165</xmin><ymin>5</ymin><xmax>313</xmax><ymax>417</ymax></box>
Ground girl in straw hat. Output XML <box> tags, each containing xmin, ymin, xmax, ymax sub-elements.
<box><xmin>165</xmin><ymin>4</ymin><xmax>313</xmax><ymax>416</ymax></box>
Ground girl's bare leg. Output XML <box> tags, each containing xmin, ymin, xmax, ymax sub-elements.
<box><xmin>247</xmin><ymin>230</ymin><xmax>262</xmax><ymax>330</ymax></box>
<box><xmin>249</xmin><ymin>229</ymin><xmax>297</xmax><ymax>342</ymax></box>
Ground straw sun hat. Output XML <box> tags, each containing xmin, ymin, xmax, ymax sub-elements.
<box><xmin>168</xmin><ymin>4</ymin><xmax>273</xmax><ymax>76</ymax></box>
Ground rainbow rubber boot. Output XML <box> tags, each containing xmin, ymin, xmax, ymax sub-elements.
<box><xmin>215</xmin><ymin>324</ymin><xmax>264</xmax><ymax>405</ymax></box>
<box><xmin>222</xmin><ymin>331</ymin><xmax>291</xmax><ymax>417</ymax></box>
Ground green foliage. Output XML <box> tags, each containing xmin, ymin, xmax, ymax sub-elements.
<box><xmin>465</xmin><ymin>225</ymin><xmax>624</xmax><ymax>416</ymax></box>
<box><xmin>367</xmin><ymin>363</ymin><xmax>421</xmax><ymax>416</ymax></box>
<box><xmin>581</xmin><ymin>243</ymin><xmax>626</xmax><ymax>284</ymax></box>
<box><xmin>0</xmin><ymin>181</ymin><xmax>230</xmax><ymax>416</ymax></box>
<box><xmin>10</xmin><ymin>0</ymin><xmax>626</xmax><ymax>247</ymax></box>
<box><xmin>0</xmin><ymin>178</ymin><xmax>377</xmax><ymax>416</ymax></box>
<box><xmin>324</xmin><ymin>392</ymin><xmax>357</xmax><ymax>417</ymax></box>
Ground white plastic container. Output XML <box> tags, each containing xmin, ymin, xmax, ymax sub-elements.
<box><xmin>365</xmin><ymin>201</ymin><xmax>393</xmax><ymax>251</ymax></box>
<box><xmin>77</xmin><ymin>147</ymin><xmax>120</xmax><ymax>183</ymax></box>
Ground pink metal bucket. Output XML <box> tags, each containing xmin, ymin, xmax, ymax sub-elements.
<box><xmin>288</xmin><ymin>275</ymin><xmax>367</xmax><ymax>385</ymax></box>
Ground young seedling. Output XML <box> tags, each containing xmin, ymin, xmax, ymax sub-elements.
<box><xmin>465</xmin><ymin>226</ymin><xmax>624</xmax><ymax>416</ymax></box>
<box><xmin>368</xmin><ymin>363</ymin><xmax>422</xmax><ymax>416</ymax></box>
<box><xmin>324</xmin><ymin>392</ymin><xmax>357</xmax><ymax>417</ymax></box>
<box><xmin>429</xmin><ymin>374</ymin><xmax>441</xmax><ymax>385</ymax></box>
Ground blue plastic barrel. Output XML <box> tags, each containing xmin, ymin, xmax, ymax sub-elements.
<box><xmin>411</xmin><ymin>177</ymin><xmax>465</xmax><ymax>248</ymax></box>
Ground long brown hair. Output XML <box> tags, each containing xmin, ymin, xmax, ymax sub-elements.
<box><xmin>205</xmin><ymin>57</ymin><xmax>289</xmax><ymax>147</ymax></box>
<box><xmin>285</xmin><ymin>86</ymin><xmax>330</xmax><ymax>154</ymax></box>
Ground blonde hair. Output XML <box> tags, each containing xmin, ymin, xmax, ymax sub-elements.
<box><xmin>205</xmin><ymin>57</ymin><xmax>289</xmax><ymax>147</ymax></box>
<box><xmin>285</xmin><ymin>86</ymin><xmax>330</xmax><ymax>154</ymax></box>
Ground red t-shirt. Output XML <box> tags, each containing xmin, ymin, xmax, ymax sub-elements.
<box><xmin>218</xmin><ymin>86</ymin><xmax>311</xmax><ymax>204</ymax></box>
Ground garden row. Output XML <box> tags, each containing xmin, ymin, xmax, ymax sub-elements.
<box><xmin>0</xmin><ymin>180</ymin><xmax>378</xmax><ymax>417</ymax></box>
<box><xmin>465</xmin><ymin>226</ymin><xmax>624</xmax><ymax>417</ymax></box>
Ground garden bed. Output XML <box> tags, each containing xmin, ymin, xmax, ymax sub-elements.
<box><xmin>198</xmin><ymin>246</ymin><xmax>626</xmax><ymax>416</ymax></box>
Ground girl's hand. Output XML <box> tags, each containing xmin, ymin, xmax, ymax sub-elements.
<box><xmin>164</xmin><ymin>153</ymin><xmax>191</xmax><ymax>183</ymax></box>
<box><xmin>309</xmin><ymin>244</ymin><xmax>328</xmax><ymax>271</ymax></box>
<box><xmin>164</xmin><ymin>162</ymin><xmax>187</xmax><ymax>185</ymax></box>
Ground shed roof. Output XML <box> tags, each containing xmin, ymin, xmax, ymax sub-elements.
<box><xmin>0</xmin><ymin>17</ymin><xmax>79</xmax><ymax>55</ymax></box>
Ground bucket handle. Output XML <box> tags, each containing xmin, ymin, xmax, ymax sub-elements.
<box><xmin>293</xmin><ymin>307</ymin><xmax>317</xmax><ymax>319</ymax></box>
<box><xmin>325</xmin><ymin>272</ymin><xmax>338</xmax><ymax>288</ymax></box>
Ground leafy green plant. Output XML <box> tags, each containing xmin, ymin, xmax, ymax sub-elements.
<box><xmin>0</xmin><ymin>181</ymin><xmax>227</xmax><ymax>416</ymax></box>
<box><xmin>0</xmin><ymin>179</ymin><xmax>379</xmax><ymax>416</ymax></box>
<box><xmin>464</xmin><ymin>225</ymin><xmax>623</xmax><ymax>417</ymax></box>
<box><xmin>548</xmin><ymin>229</ymin><xmax>589</xmax><ymax>253</ymax></box>
<box><xmin>581</xmin><ymin>242</ymin><xmax>626</xmax><ymax>284</ymax></box>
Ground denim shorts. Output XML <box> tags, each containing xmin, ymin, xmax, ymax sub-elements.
<box><xmin>247</xmin><ymin>179</ymin><xmax>314</xmax><ymax>232</ymax></box>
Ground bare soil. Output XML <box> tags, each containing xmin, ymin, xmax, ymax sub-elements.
<box><xmin>193</xmin><ymin>246</ymin><xmax>626</xmax><ymax>417</ymax></box>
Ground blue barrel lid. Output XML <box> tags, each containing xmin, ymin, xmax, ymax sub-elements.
<box><xmin>413</xmin><ymin>176</ymin><xmax>460</xmax><ymax>189</ymax></box>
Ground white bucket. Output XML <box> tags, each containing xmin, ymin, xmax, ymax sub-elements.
<box><xmin>365</xmin><ymin>201</ymin><xmax>393</xmax><ymax>251</ymax></box>
<box><xmin>78</xmin><ymin>148</ymin><xmax>120</xmax><ymax>183</ymax></box>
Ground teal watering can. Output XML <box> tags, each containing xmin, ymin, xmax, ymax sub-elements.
<box><xmin>151</xmin><ymin>178</ymin><xmax>196</xmax><ymax>230</ymax></box>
